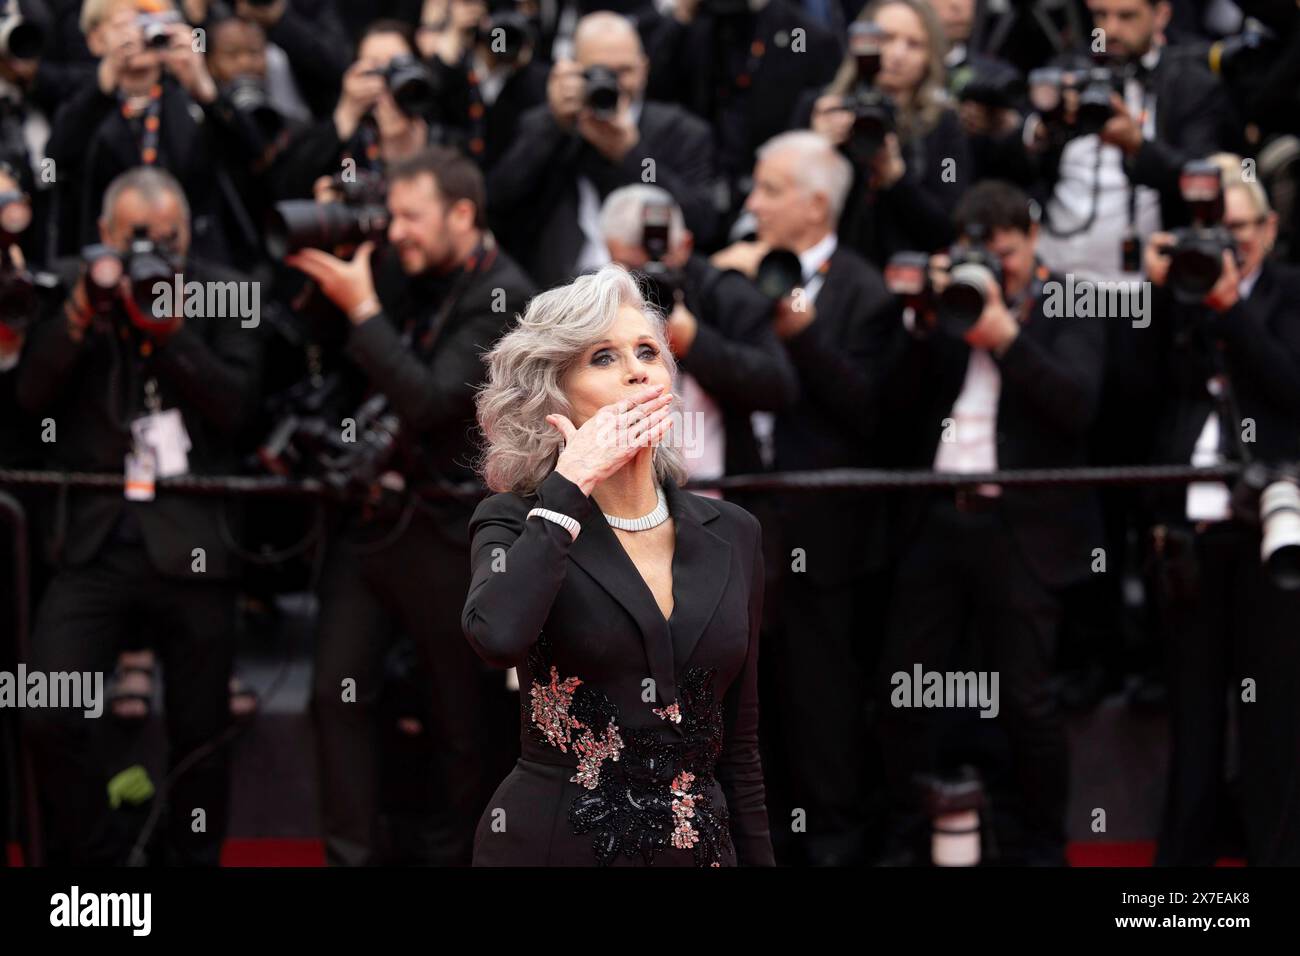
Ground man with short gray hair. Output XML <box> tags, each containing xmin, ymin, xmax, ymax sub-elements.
<box><xmin>710</xmin><ymin>128</ymin><xmax>896</xmax><ymax>865</ymax></box>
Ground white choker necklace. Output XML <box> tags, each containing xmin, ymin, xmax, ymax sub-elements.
<box><xmin>603</xmin><ymin>486</ymin><xmax>669</xmax><ymax>531</ymax></box>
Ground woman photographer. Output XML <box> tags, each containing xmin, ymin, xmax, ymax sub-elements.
<box><xmin>796</xmin><ymin>0</ymin><xmax>971</xmax><ymax>266</ymax></box>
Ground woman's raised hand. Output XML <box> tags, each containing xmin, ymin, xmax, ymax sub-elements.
<box><xmin>548</xmin><ymin>384</ymin><xmax>675</xmax><ymax>496</ymax></box>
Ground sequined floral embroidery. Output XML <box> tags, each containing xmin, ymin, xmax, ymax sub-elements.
<box><xmin>526</xmin><ymin>638</ymin><xmax>733</xmax><ymax>867</ymax></box>
<box><xmin>653</xmin><ymin>702</ymin><xmax>681</xmax><ymax>724</ymax></box>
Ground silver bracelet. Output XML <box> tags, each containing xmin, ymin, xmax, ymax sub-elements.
<box><xmin>526</xmin><ymin>507</ymin><xmax>581</xmax><ymax>541</ymax></box>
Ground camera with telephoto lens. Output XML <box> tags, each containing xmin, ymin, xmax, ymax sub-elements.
<box><xmin>480</xmin><ymin>9</ymin><xmax>533</xmax><ymax>66</ymax></box>
<box><xmin>1230</xmin><ymin>463</ymin><xmax>1300</xmax><ymax>590</ymax></box>
<box><xmin>0</xmin><ymin>6</ymin><xmax>43</xmax><ymax>60</ymax></box>
<box><xmin>636</xmin><ymin>198</ymin><xmax>683</xmax><ymax>313</ymax></box>
<box><xmin>842</xmin><ymin>21</ymin><xmax>895</xmax><ymax>167</ymax></box>
<box><xmin>137</xmin><ymin>11</ymin><xmax>181</xmax><ymax>50</ymax></box>
<box><xmin>583</xmin><ymin>65</ymin><xmax>620</xmax><ymax>120</ymax></box>
<box><xmin>368</xmin><ymin>54</ymin><xmax>440</xmax><ymax>118</ymax></box>
<box><xmin>0</xmin><ymin>189</ymin><xmax>35</xmax><ymax>332</ymax></box>
<box><xmin>79</xmin><ymin>226</ymin><xmax>179</xmax><ymax>327</ymax></box>
<box><xmin>265</xmin><ymin>170</ymin><xmax>390</xmax><ymax>258</ymax></box>
<box><xmin>751</xmin><ymin>249</ymin><xmax>803</xmax><ymax>303</ymax></box>
<box><xmin>1157</xmin><ymin>160</ymin><xmax>1239</xmax><ymax>304</ymax></box>
<box><xmin>937</xmin><ymin>230</ymin><xmax>1005</xmax><ymax>337</ymax></box>
<box><xmin>223</xmin><ymin>74</ymin><xmax>285</xmax><ymax>144</ymax></box>
<box><xmin>886</xmin><ymin>241</ymin><xmax>1005</xmax><ymax>337</ymax></box>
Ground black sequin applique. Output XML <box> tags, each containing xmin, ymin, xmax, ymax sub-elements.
<box><xmin>526</xmin><ymin>637</ymin><xmax>733</xmax><ymax>867</ymax></box>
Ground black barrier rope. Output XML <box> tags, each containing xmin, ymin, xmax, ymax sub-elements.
<box><xmin>0</xmin><ymin>461</ymin><xmax>1251</xmax><ymax>500</ymax></box>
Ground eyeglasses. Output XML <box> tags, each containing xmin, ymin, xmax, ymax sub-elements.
<box><xmin>1223</xmin><ymin>215</ymin><xmax>1268</xmax><ymax>236</ymax></box>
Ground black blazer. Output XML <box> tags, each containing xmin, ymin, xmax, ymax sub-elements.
<box><xmin>15</xmin><ymin>258</ymin><xmax>263</xmax><ymax>580</ymax></box>
<box><xmin>678</xmin><ymin>254</ymin><xmax>799</xmax><ymax>476</ymax></box>
<box><xmin>462</xmin><ymin>469</ymin><xmax>775</xmax><ymax>866</ymax></box>
<box><xmin>487</xmin><ymin>100</ymin><xmax>718</xmax><ymax>288</ymax></box>
<box><xmin>879</xmin><ymin>269</ymin><xmax>1106</xmax><ymax>590</ymax></box>
<box><xmin>769</xmin><ymin>245</ymin><xmax>896</xmax><ymax>585</ymax></box>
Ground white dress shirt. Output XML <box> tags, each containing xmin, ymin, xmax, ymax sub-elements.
<box><xmin>1035</xmin><ymin>46</ymin><xmax>1163</xmax><ymax>282</ymax></box>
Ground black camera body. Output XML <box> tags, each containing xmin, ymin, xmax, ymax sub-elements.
<box><xmin>1161</xmin><ymin>160</ymin><xmax>1238</xmax><ymax>304</ymax></box>
<box><xmin>223</xmin><ymin>74</ymin><xmax>285</xmax><ymax>144</ymax></box>
<box><xmin>1028</xmin><ymin>63</ymin><xmax>1125</xmax><ymax>138</ymax></box>
<box><xmin>137</xmin><ymin>11</ymin><xmax>181</xmax><ymax>51</ymax></box>
<box><xmin>886</xmin><ymin>237</ymin><xmax>1005</xmax><ymax>337</ymax></box>
<box><xmin>80</xmin><ymin>227</ymin><xmax>180</xmax><ymax>327</ymax></box>
<box><xmin>370</xmin><ymin>55</ymin><xmax>439</xmax><ymax>118</ymax></box>
<box><xmin>258</xmin><ymin>379</ymin><xmax>404</xmax><ymax>499</ymax></box>
<box><xmin>844</xmin><ymin>86</ymin><xmax>896</xmax><ymax>166</ymax></box>
<box><xmin>266</xmin><ymin>171</ymin><xmax>390</xmax><ymax>258</ymax></box>
<box><xmin>583</xmin><ymin>65</ymin><xmax>620</xmax><ymax>120</ymax></box>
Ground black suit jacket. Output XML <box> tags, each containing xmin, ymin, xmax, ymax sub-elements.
<box><xmin>769</xmin><ymin>245</ymin><xmax>895</xmax><ymax>586</ymax></box>
<box><xmin>15</xmin><ymin>259</ymin><xmax>263</xmax><ymax>580</ymax></box>
<box><xmin>678</xmin><ymin>254</ymin><xmax>799</xmax><ymax>476</ymax></box>
<box><xmin>879</xmin><ymin>270</ymin><xmax>1106</xmax><ymax>589</ymax></box>
<box><xmin>1146</xmin><ymin>260</ymin><xmax>1300</xmax><ymax>523</ymax></box>
<box><xmin>487</xmin><ymin>100</ymin><xmax>718</xmax><ymax>288</ymax></box>
<box><xmin>341</xmin><ymin>244</ymin><xmax>536</xmax><ymax>549</ymax></box>
<box><xmin>645</xmin><ymin>0</ymin><xmax>840</xmax><ymax>182</ymax></box>
<box><xmin>47</xmin><ymin>76</ymin><xmax>265</xmax><ymax>262</ymax></box>
<box><xmin>462</xmin><ymin>469</ymin><xmax>774</xmax><ymax>866</ymax></box>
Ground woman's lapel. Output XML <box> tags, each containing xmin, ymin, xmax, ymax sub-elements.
<box><xmin>566</xmin><ymin>477</ymin><xmax>733</xmax><ymax>712</ymax></box>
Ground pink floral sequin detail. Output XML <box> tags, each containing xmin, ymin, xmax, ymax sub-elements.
<box><xmin>529</xmin><ymin>666</ymin><xmax>584</xmax><ymax>753</ymax></box>
<box><xmin>529</xmin><ymin>665</ymin><xmax>624</xmax><ymax>789</ymax></box>
<box><xmin>653</xmin><ymin>702</ymin><xmax>682</xmax><ymax>724</ymax></box>
<box><xmin>670</xmin><ymin>771</ymin><xmax>699</xmax><ymax>850</ymax></box>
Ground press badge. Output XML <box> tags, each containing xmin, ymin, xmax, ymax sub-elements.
<box><xmin>129</xmin><ymin>408</ymin><xmax>192</xmax><ymax>479</ymax></box>
<box><xmin>124</xmin><ymin>446</ymin><xmax>157</xmax><ymax>501</ymax></box>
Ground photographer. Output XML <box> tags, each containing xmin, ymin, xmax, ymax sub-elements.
<box><xmin>644</xmin><ymin>0</ymin><xmax>841</xmax><ymax>224</ymax></box>
<box><xmin>1143</xmin><ymin>154</ymin><xmax>1300</xmax><ymax>865</ymax></box>
<box><xmin>16</xmin><ymin>166</ymin><xmax>262</xmax><ymax>865</ymax></box>
<box><xmin>283</xmin><ymin>146</ymin><xmax>534</xmax><ymax>866</ymax></box>
<box><xmin>46</xmin><ymin>0</ymin><xmax>266</xmax><ymax>263</ymax></box>
<box><xmin>416</xmin><ymin>0</ymin><xmax>548</xmax><ymax>173</ymax></box>
<box><xmin>800</xmin><ymin>1</ymin><xmax>972</xmax><ymax>266</ymax></box>
<box><xmin>713</xmin><ymin>130</ymin><xmax>895</xmax><ymax>864</ymax></box>
<box><xmin>874</xmin><ymin>180</ymin><xmax>1105</xmax><ymax>864</ymax></box>
<box><xmin>1027</xmin><ymin>0</ymin><xmax>1236</xmax><ymax>280</ymax></box>
<box><xmin>488</xmin><ymin>11</ymin><xmax>717</xmax><ymax>287</ymax></box>
<box><xmin>272</xmin><ymin>20</ymin><xmax>448</xmax><ymax>203</ymax></box>
<box><xmin>599</xmin><ymin>184</ymin><xmax>798</xmax><ymax>486</ymax></box>
<box><xmin>182</xmin><ymin>0</ymin><xmax>350</xmax><ymax>120</ymax></box>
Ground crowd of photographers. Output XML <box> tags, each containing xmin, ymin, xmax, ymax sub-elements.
<box><xmin>0</xmin><ymin>0</ymin><xmax>1298</xmax><ymax>867</ymax></box>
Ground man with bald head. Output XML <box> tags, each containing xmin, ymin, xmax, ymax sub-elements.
<box><xmin>487</xmin><ymin>10</ymin><xmax>717</xmax><ymax>288</ymax></box>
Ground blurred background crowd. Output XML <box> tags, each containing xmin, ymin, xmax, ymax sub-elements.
<box><xmin>0</xmin><ymin>0</ymin><xmax>1298</xmax><ymax>868</ymax></box>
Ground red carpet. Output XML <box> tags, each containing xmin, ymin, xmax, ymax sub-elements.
<box><xmin>6</xmin><ymin>839</ymin><xmax>1244</xmax><ymax>867</ymax></box>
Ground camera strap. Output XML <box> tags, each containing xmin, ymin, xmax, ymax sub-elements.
<box><xmin>120</xmin><ymin>83</ymin><xmax>164</xmax><ymax>166</ymax></box>
<box><xmin>402</xmin><ymin>233</ymin><xmax>497</xmax><ymax>360</ymax></box>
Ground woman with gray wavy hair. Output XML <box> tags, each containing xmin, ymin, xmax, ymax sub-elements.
<box><xmin>462</xmin><ymin>263</ymin><xmax>775</xmax><ymax>867</ymax></box>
